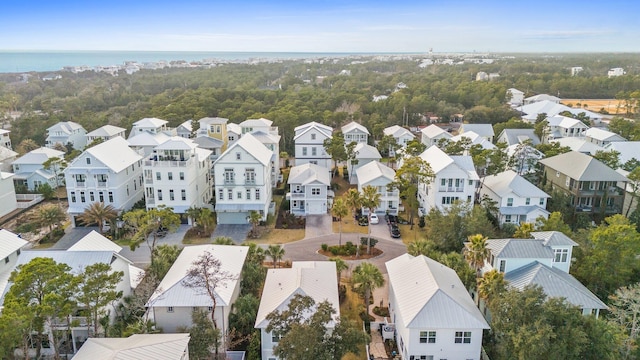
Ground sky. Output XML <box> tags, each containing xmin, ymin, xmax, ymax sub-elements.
<box><xmin>2</xmin><ymin>0</ymin><xmax>640</xmax><ymax>53</ymax></box>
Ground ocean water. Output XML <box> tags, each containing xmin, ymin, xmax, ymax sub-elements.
<box><xmin>0</xmin><ymin>50</ymin><xmax>379</xmax><ymax>73</ymax></box>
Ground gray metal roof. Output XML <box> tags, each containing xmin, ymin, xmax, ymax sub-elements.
<box><xmin>539</xmin><ymin>151</ymin><xmax>629</xmax><ymax>182</ymax></box>
<box><xmin>498</xmin><ymin>129</ymin><xmax>540</xmax><ymax>146</ymax></box>
<box><xmin>486</xmin><ymin>239</ymin><xmax>553</xmax><ymax>259</ymax></box>
<box><xmin>531</xmin><ymin>231</ymin><xmax>578</xmax><ymax>247</ymax></box>
<box><xmin>499</xmin><ymin>205</ymin><xmax>550</xmax><ymax>216</ymax></box>
<box><xmin>505</xmin><ymin>261</ymin><xmax>608</xmax><ymax>310</ymax></box>
<box><xmin>482</xmin><ymin>170</ymin><xmax>549</xmax><ymax>198</ymax></box>
<box><xmin>461</xmin><ymin>123</ymin><xmax>495</xmax><ymax>137</ymax></box>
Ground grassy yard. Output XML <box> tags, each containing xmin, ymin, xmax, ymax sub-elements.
<box><xmin>398</xmin><ymin>223</ymin><xmax>429</xmax><ymax>246</ymax></box>
<box><xmin>333</xmin><ymin>219</ymin><xmax>367</xmax><ymax>234</ymax></box>
<box><xmin>339</xmin><ymin>280</ymin><xmax>369</xmax><ymax>360</ymax></box>
<box><xmin>249</xmin><ymin>228</ymin><xmax>305</xmax><ymax>244</ymax></box>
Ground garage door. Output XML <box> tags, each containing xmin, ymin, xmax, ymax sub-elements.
<box><xmin>217</xmin><ymin>212</ymin><xmax>249</xmax><ymax>225</ymax></box>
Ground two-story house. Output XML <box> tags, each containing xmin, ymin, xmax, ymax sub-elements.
<box><xmin>65</xmin><ymin>137</ymin><xmax>144</xmax><ymax>227</ymax></box>
<box><xmin>349</xmin><ymin>143</ymin><xmax>382</xmax><ymax>184</ymax></box>
<box><xmin>0</xmin><ymin>129</ymin><xmax>13</xmax><ymax>150</ymax></box>
<box><xmin>255</xmin><ymin>261</ymin><xmax>339</xmax><ymax>360</ymax></box>
<box><xmin>480</xmin><ymin>232</ymin><xmax>607</xmax><ymax>317</ymax></box>
<box><xmin>176</xmin><ymin>119</ymin><xmax>193</xmax><ymax>139</ymax></box>
<box><xmin>341</xmin><ymin>121</ymin><xmax>370</xmax><ymax>145</ymax></box>
<box><xmin>383</xmin><ymin>125</ymin><xmax>415</xmax><ymax>153</ymax></box>
<box><xmin>143</xmin><ymin>137</ymin><xmax>212</xmax><ymax>219</ymax></box>
<box><xmin>450</xmin><ymin>131</ymin><xmax>496</xmax><ymax>151</ymax></box>
<box><xmin>480</xmin><ymin>170</ymin><xmax>550</xmax><ymax>225</ymax></box>
<box><xmin>46</xmin><ymin>121</ymin><xmax>87</xmax><ymax>150</ymax></box>
<box><xmin>543</xmin><ymin>115</ymin><xmax>589</xmax><ymax>143</ymax></box>
<box><xmin>148</xmin><ymin>245</ymin><xmax>247</xmax><ymax>341</ymax></box>
<box><xmin>496</xmin><ymin>128</ymin><xmax>540</xmax><ymax>147</ymax></box>
<box><xmin>128</xmin><ymin>117</ymin><xmax>172</xmax><ymax>139</ymax></box>
<box><xmin>356</xmin><ymin>161</ymin><xmax>399</xmax><ymax>215</ymax></box>
<box><xmin>293</xmin><ymin>121</ymin><xmax>333</xmax><ymax>169</ymax></box>
<box><xmin>85</xmin><ymin>125</ymin><xmax>126</xmax><ymax>143</ymax></box>
<box><xmin>386</xmin><ymin>254</ymin><xmax>489</xmax><ymax>360</ymax></box>
<box><xmin>459</xmin><ymin>123</ymin><xmax>495</xmax><ymax>143</ymax></box>
<box><xmin>417</xmin><ymin>146</ymin><xmax>479</xmax><ymax>213</ymax></box>
<box><xmin>287</xmin><ymin>163</ymin><xmax>331</xmax><ymax>216</ymax></box>
<box><xmin>420</xmin><ymin>124</ymin><xmax>452</xmax><ymax>148</ymax></box>
<box><xmin>213</xmin><ymin>134</ymin><xmax>273</xmax><ymax>224</ymax></box>
<box><xmin>585</xmin><ymin>127</ymin><xmax>626</xmax><ymax>147</ymax></box>
<box><xmin>539</xmin><ymin>151</ymin><xmax>628</xmax><ymax>215</ymax></box>
<box><xmin>12</xmin><ymin>147</ymin><xmax>65</xmax><ymax>190</ymax></box>
<box><xmin>198</xmin><ymin>117</ymin><xmax>229</xmax><ymax>151</ymax></box>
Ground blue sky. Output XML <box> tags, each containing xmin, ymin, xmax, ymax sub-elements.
<box><xmin>2</xmin><ymin>0</ymin><xmax>639</xmax><ymax>52</ymax></box>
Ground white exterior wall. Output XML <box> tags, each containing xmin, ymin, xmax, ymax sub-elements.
<box><xmin>344</xmin><ymin>128</ymin><xmax>368</xmax><ymax>144</ymax></box>
<box><xmin>261</xmin><ymin>329</ymin><xmax>278</xmax><ymax>360</ymax></box>
<box><xmin>549</xmin><ymin>245</ymin><xmax>574</xmax><ymax>273</ymax></box>
<box><xmin>480</xmin><ymin>187</ymin><xmax>548</xmax><ymax>224</ymax></box>
<box><xmin>0</xmin><ymin>133</ymin><xmax>12</xmax><ymax>150</ymax></box>
<box><xmin>289</xmin><ymin>181</ymin><xmax>328</xmax><ymax>215</ymax></box>
<box><xmin>359</xmin><ymin>177</ymin><xmax>400</xmax><ymax>215</ymax></box>
<box><xmin>421</xmin><ymin>133</ymin><xmax>451</xmax><ymax>148</ymax></box>
<box><xmin>0</xmin><ymin>175</ymin><xmax>17</xmax><ymax>218</ymax></box>
<box><xmin>396</xmin><ymin>134</ymin><xmax>415</xmax><ymax>147</ymax></box>
<box><xmin>419</xmin><ymin>165</ymin><xmax>476</xmax><ymax>213</ymax></box>
<box><xmin>294</xmin><ymin>128</ymin><xmax>331</xmax><ymax>169</ymax></box>
<box><xmin>66</xmin><ymin>155</ymin><xmax>144</xmax><ymax>224</ymax></box>
<box><xmin>491</xmin><ymin>256</ymin><xmax>553</xmax><ymax>274</ymax></box>
<box><xmin>154</xmin><ymin>306</ymin><xmax>226</xmax><ymax>333</ymax></box>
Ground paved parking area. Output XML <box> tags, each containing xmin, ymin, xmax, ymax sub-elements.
<box><xmin>211</xmin><ymin>224</ymin><xmax>251</xmax><ymax>244</ymax></box>
<box><xmin>304</xmin><ymin>214</ymin><xmax>332</xmax><ymax>238</ymax></box>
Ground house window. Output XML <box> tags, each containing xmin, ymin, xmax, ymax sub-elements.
<box><xmin>108</xmin><ymin>192</ymin><xmax>114</xmax><ymax>202</ymax></box>
<box><xmin>302</xmin><ymin>147</ymin><xmax>307</xmax><ymax>156</ymax></box>
<box><xmin>255</xmin><ymin>189</ymin><xmax>260</xmax><ymax>200</ymax></box>
<box><xmin>180</xmin><ymin>172</ymin><xmax>185</xmax><ymax>180</ymax></box>
<box><xmin>499</xmin><ymin>260</ymin><xmax>506</xmax><ymax>272</ymax></box>
<box><xmin>181</xmin><ymin>189</ymin><xmax>186</xmax><ymax>201</ymax></box>
<box><xmin>236</xmin><ymin>152</ymin><xmax>241</xmax><ymax>160</ymax></box>
<box><xmin>554</xmin><ymin>248</ymin><xmax>568</xmax><ymax>262</ymax></box>
<box><xmin>168</xmin><ymin>172</ymin><xmax>173</xmax><ymax>181</ymax></box>
<box><xmin>311</xmin><ymin>133</ymin><xmax>316</xmax><ymax>140</ymax></box>
<box><xmin>99</xmin><ymin>192</ymin><xmax>104</xmax><ymax>202</ymax></box>
<box><xmin>419</xmin><ymin>331</ymin><xmax>436</xmax><ymax>343</ymax></box>
<box><xmin>156</xmin><ymin>172</ymin><xmax>161</xmax><ymax>181</ymax></box>
<box><xmin>507</xmin><ymin>198</ymin><xmax>513</xmax><ymax>206</ymax></box>
<box><xmin>86</xmin><ymin>158</ymin><xmax>91</xmax><ymax>165</ymax></box>
<box><xmin>90</xmin><ymin>192</ymin><xmax>95</xmax><ymax>202</ymax></box>
<box><xmin>469</xmin><ymin>179</ymin><xmax>473</xmax><ymax>186</ymax></box>
<box><xmin>312</xmin><ymin>147</ymin><xmax>317</xmax><ymax>156</ymax></box>
<box><xmin>505</xmin><ymin>215</ymin><xmax>512</xmax><ymax>223</ymax></box>
<box><xmin>71</xmin><ymin>191</ymin><xmax>76</xmax><ymax>202</ymax></box>
<box><xmin>245</xmin><ymin>168</ymin><xmax>256</xmax><ymax>184</ymax></box>
<box><xmin>246</xmin><ymin>189</ymin><xmax>251</xmax><ymax>200</ymax></box>
<box><xmin>208</xmin><ymin>306</ymin><xmax>213</xmax><ymax>311</ymax></box>
<box><xmin>215</xmin><ymin>125</ymin><xmax>221</xmax><ymax>133</ymax></box>
<box><xmin>525</xmin><ymin>198</ymin><xmax>530</xmax><ymax>205</ymax></box>
<box><xmin>441</xmin><ymin>179</ymin><xmax>446</xmax><ymax>186</ymax></box>
<box><xmin>80</xmin><ymin>192</ymin><xmax>85</xmax><ymax>203</ymax></box>
<box><xmin>228</xmin><ymin>189</ymin><xmax>233</xmax><ymax>200</ymax></box>
<box><xmin>271</xmin><ymin>332</ymin><xmax>283</xmax><ymax>343</ymax></box>
<box><xmin>4</xmin><ymin>257</ymin><xmax>8</xmax><ymax>264</ymax></box>
<box><xmin>170</xmin><ymin>190</ymin><xmax>174</xmax><ymax>201</ymax></box>
<box><xmin>237</xmin><ymin>191</ymin><xmax>242</xmax><ymax>199</ymax></box>
<box><xmin>454</xmin><ymin>331</ymin><xmax>471</xmax><ymax>344</ymax></box>
<box><xmin>540</xmin><ymin>198</ymin><xmax>545</xmax><ymax>206</ymax></box>
<box><xmin>224</xmin><ymin>169</ymin><xmax>235</xmax><ymax>184</ymax></box>
<box><xmin>158</xmin><ymin>190</ymin><xmax>163</xmax><ymax>201</ymax></box>
<box><xmin>218</xmin><ymin>189</ymin><xmax>223</xmax><ymax>200</ymax></box>
<box><xmin>167</xmin><ymin>306</ymin><xmax>174</xmax><ymax>313</ymax></box>
<box><xmin>311</xmin><ymin>187</ymin><xmax>321</xmax><ymax>195</ymax></box>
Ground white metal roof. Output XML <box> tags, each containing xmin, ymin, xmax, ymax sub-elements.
<box><xmin>12</xmin><ymin>147</ymin><xmax>63</xmax><ymax>165</ymax></box>
<box><xmin>485</xmin><ymin>238</ymin><xmax>553</xmax><ymax>259</ymax></box>
<box><xmin>419</xmin><ymin>146</ymin><xmax>454</xmax><ymax>173</ymax></box>
<box><xmin>293</xmin><ymin>121</ymin><xmax>333</xmax><ymax>140</ymax></box>
<box><xmin>46</xmin><ymin>121</ymin><xmax>84</xmax><ymax>134</ymax></box>
<box><xmin>531</xmin><ymin>231</ymin><xmax>578</xmax><ymax>247</ymax></box>
<box><xmin>383</xmin><ymin>125</ymin><xmax>414</xmax><ymax>139</ymax></box>
<box><xmin>73</xmin><ymin>333</ymin><xmax>190</xmax><ymax>360</ymax></box>
<box><xmin>341</xmin><ymin>121</ymin><xmax>370</xmax><ymax>135</ymax></box>
<box><xmin>0</xmin><ymin>229</ymin><xmax>28</xmax><ymax>261</ymax></box>
<box><xmin>460</xmin><ymin>123</ymin><xmax>495</xmax><ymax>138</ymax></box>
<box><xmin>148</xmin><ymin>245</ymin><xmax>248</xmax><ymax>308</ymax></box>
<box><xmin>546</xmin><ymin>115</ymin><xmax>588</xmax><ymax>129</ymax></box>
<box><xmin>154</xmin><ymin>136</ymin><xmax>198</xmax><ymax>151</ymax></box>
<box><xmin>482</xmin><ymin>170</ymin><xmax>549</xmax><ymax>199</ymax></box>
<box><xmin>605</xmin><ymin>141</ymin><xmax>640</xmax><ymax>164</ymax></box>
<box><xmin>585</xmin><ymin>127</ymin><xmax>626</xmax><ymax>142</ymax></box>
<box><xmin>255</xmin><ymin>261</ymin><xmax>339</xmax><ymax>328</ymax></box>
<box><xmin>217</xmin><ymin>133</ymin><xmax>272</xmax><ymax>166</ymax></box>
<box><xmin>198</xmin><ymin>117</ymin><xmax>229</xmax><ymax>126</ymax></box>
<box><xmin>354</xmin><ymin>143</ymin><xmax>381</xmax><ymax>160</ymax></box>
<box><xmin>385</xmin><ymin>254</ymin><xmax>489</xmax><ymax>329</ymax></box>
<box><xmin>127</xmin><ymin>132</ymin><xmax>171</xmax><ymax>147</ymax></box>
<box><xmin>86</xmin><ymin>124</ymin><xmax>126</xmax><ymax>138</ymax></box>
<box><xmin>420</xmin><ymin>124</ymin><xmax>451</xmax><ymax>139</ymax></box>
<box><xmin>132</xmin><ymin>117</ymin><xmax>168</xmax><ymax>128</ymax></box>
<box><xmin>83</xmin><ymin>137</ymin><xmax>143</xmax><ymax>173</ymax></box>
<box><xmin>450</xmin><ymin>131</ymin><xmax>496</xmax><ymax>150</ymax></box>
<box><xmin>356</xmin><ymin>160</ymin><xmax>395</xmax><ymax>186</ymax></box>
<box><xmin>68</xmin><ymin>230</ymin><xmax>123</xmax><ymax>253</ymax></box>
<box><xmin>226</xmin><ymin>123</ymin><xmax>242</xmax><ymax>134</ymax></box>
<box><xmin>240</xmin><ymin>118</ymin><xmax>273</xmax><ymax>128</ymax></box>
<box><xmin>552</xmin><ymin>137</ymin><xmax>603</xmax><ymax>155</ymax></box>
<box><xmin>288</xmin><ymin>163</ymin><xmax>331</xmax><ymax>186</ymax></box>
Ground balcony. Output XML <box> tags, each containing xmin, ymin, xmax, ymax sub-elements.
<box><xmin>145</xmin><ymin>178</ymin><xmax>153</xmax><ymax>184</ymax></box>
<box><xmin>144</xmin><ymin>158</ymin><xmax>192</xmax><ymax>167</ymax></box>
<box><xmin>76</xmin><ymin>181</ymin><xmax>86</xmax><ymax>187</ymax></box>
<box><xmin>438</xmin><ymin>187</ymin><xmax>464</xmax><ymax>192</ymax></box>
<box><xmin>97</xmin><ymin>181</ymin><xmax>107</xmax><ymax>188</ymax></box>
<box><xmin>290</xmin><ymin>191</ymin><xmax>306</xmax><ymax>198</ymax></box>
<box><xmin>147</xmin><ymin>197</ymin><xmax>155</xmax><ymax>205</ymax></box>
<box><xmin>224</xmin><ymin>180</ymin><xmax>235</xmax><ymax>185</ymax></box>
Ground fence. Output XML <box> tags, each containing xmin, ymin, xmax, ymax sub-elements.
<box><xmin>15</xmin><ymin>193</ymin><xmax>44</xmax><ymax>209</ymax></box>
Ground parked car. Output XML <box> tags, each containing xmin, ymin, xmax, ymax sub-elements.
<box><xmin>369</xmin><ymin>213</ymin><xmax>379</xmax><ymax>224</ymax></box>
<box><xmin>358</xmin><ymin>216</ymin><xmax>368</xmax><ymax>226</ymax></box>
<box><xmin>390</xmin><ymin>225</ymin><xmax>401</xmax><ymax>238</ymax></box>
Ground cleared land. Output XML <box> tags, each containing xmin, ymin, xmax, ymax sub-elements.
<box><xmin>560</xmin><ymin>99</ymin><xmax>626</xmax><ymax>115</ymax></box>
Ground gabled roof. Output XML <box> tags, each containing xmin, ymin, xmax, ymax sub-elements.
<box><xmin>226</xmin><ymin>123</ymin><xmax>241</xmax><ymax>134</ymax></box>
<box><xmin>419</xmin><ymin>146</ymin><xmax>479</xmax><ymax>180</ymax></box>
<box><xmin>0</xmin><ymin>146</ymin><xmax>17</xmax><ymax>161</ymax></box>
<box><xmin>127</xmin><ymin>132</ymin><xmax>171</xmax><ymax>147</ymax></box>
<box><xmin>193</xmin><ymin>135</ymin><xmax>224</xmax><ymax>149</ymax></box>
<box><xmin>68</xmin><ymin>230</ymin><xmax>123</xmax><ymax>253</ymax></box>
<box><xmin>525</xmin><ymin>94</ymin><xmax>561</xmax><ymax>103</ymax></box>
<box><xmin>505</xmin><ymin>261</ymin><xmax>607</xmax><ymax>310</ymax></box>
<box><xmin>385</xmin><ymin>254</ymin><xmax>489</xmax><ymax>329</ymax></box>
<box><xmin>485</xmin><ymin>238</ymin><xmax>553</xmax><ymax>259</ymax></box>
<box><xmin>148</xmin><ymin>245</ymin><xmax>248</xmax><ymax>308</ymax></box>
<box><xmin>531</xmin><ymin>231</ymin><xmax>578</xmax><ymax>247</ymax></box>
<box><xmin>521</xmin><ymin>101</ymin><xmax>602</xmax><ymax>122</ymax></box>
<box><xmin>546</xmin><ymin>115</ymin><xmax>589</xmax><ymax>129</ymax></box>
<box><xmin>604</xmin><ymin>141</ymin><xmax>640</xmax><ymax>164</ymax></box>
<box><xmin>240</xmin><ymin>118</ymin><xmax>273</xmax><ymax>128</ymax></box>
<box><xmin>288</xmin><ymin>163</ymin><xmax>331</xmax><ymax>186</ymax></box>
<box><xmin>482</xmin><ymin>170</ymin><xmax>549</xmax><ymax>199</ymax></box>
<box><xmin>451</xmin><ymin>155</ymin><xmax>480</xmax><ymax>180</ymax></box>
<box><xmin>539</xmin><ymin>151</ymin><xmax>628</xmax><ymax>182</ymax></box>
<box><xmin>0</xmin><ymin>229</ymin><xmax>28</xmax><ymax>261</ymax></box>
<box><xmin>177</xmin><ymin>119</ymin><xmax>192</xmax><ymax>132</ymax></box>
<box><xmin>498</xmin><ymin>129</ymin><xmax>540</xmax><ymax>146</ymax></box>
<box><xmin>460</xmin><ymin>123</ymin><xmax>495</xmax><ymax>138</ymax></box>
<box><xmin>354</xmin><ymin>143</ymin><xmax>381</xmax><ymax>160</ymax></box>
<box><xmin>47</xmin><ymin>121</ymin><xmax>84</xmax><ymax>134</ymax></box>
<box><xmin>86</xmin><ymin>125</ymin><xmax>126</xmax><ymax>138</ymax></box>
<box><xmin>585</xmin><ymin>128</ymin><xmax>626</xmax><ymax>142</ymax></box>
<box><xmin>507</xmin><ymin>88</ymin><xmax>524</xmax><ymax>95</ymax></box>
<box><xmin>293</xmin><ymin>121</ymin><xmax>333</xmax><ymax>140</ymax></box>
<box><xmin>217</xmin><ymin>133</ymin><xmax>272</xmax><ymax>166</ymax></box>
<box><xmin>383</xmin><ymin>125</ymin><xmax>414</xmax><ymax>139</ymax></box>
<box><xmin>12</xmin><ymin>147</ymin><xmax>63</xmax><ymax>165</ymax></box>
<box><xmin>421</xmin><ymin>124</ymin><xmax>452</xmax><ymax>139</ymax></box>
<box><xmin>132</xmin><ymin>117</ymin><xmax>168</xmax><ymax>128</ymax></box>
<box><xmin>451</xmin><ymin>131</ymin><xmax>496</xmax><ymax>150</ymax></box>
<box><xmin>552</xmin><ymin>138</ymin><xmax>603</xmax><ymax>155</ymax></box>
<box><xmin>255</xmin><ymin>261</ymin><xmax>339</xmax><ymax>328</ymax></box>
<box><xmin>155</xmin><ymin>136</ymin><xmax>197</xmax><ymax>151</ymax></box>
<box><xmin>73</xmin><ymin>333</ymin><xmax>190</xmax><ymax>360</ymax></box>
<box><xmin>341</xmin><ymin>121</ymin><xmax>370</xmax><ymax>135</ymax></box>
<box><xmin>356</xmin><ymin>161</ymin><xmax>395</xmax><ymax>186</ymax></box>
<box><xmin>81</xmin><ymin>137</ymin><xmax>143</xmax><ymax>173</ymax></box>
<box><xmin>198</xmin><ymin>117</ymin><xmax>229</xmax><ymax>126</ymax></box>
<box><xmin>251</xmin><ymin>130</ymin><xmax>281</xmax><ymax>144</ymax></box>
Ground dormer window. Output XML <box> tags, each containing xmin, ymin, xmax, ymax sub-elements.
<box><xmin>554</xmin><ymin>248</ymin><xmax>568</xmax><ymax>262</ymax></box>
<box><xmin>86</xmin><ymin>158</ymin><xmax>91</xmax><ymax>165</ymax></box>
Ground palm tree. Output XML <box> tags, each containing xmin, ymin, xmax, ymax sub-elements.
<box><xmin>265</xmin><ymin>244</ymin><xmax>285</xmax><ymax>268</ymax></box>
<box><xmin>464</xmin><ymin>234</ymin><xmax>490</xmax><ymax>278</ymax></box>
<box><xmin>213</xmin><ymin>236</ymin><xmax>235</xmax><ymax>245</ymax></box>
<box><xmin>77</xmin><ymin>202</ymin><xmax>118</xmax><ymax>234</ymax></box>
<box><xmin>513</xmin><ymin>222</ymin><xmax>535</xmax><ymax>239</ymax></box>
<box><xmin>477</xmin><ymin>269</ymin><xmax>507</xmax><ymax>307</ymax></box>
<box><xmin>352</xmin><ymin>262</ymin><xmax>385</xmax><ymax>316</ymax></box>
<box><xmin>407</xmin><ymin>239</ymin><xmax>438</xmax><ymax>257</ymax></box>
<box><xmin>344</xmin><ymin>188</ymin><xmax>361</xmax><ymax>224</ymax></box>
<box><xmin>361</xmin><ymin>185</ymin><xmax>381</xmax><ymax>255</ymax></box>
<box><xmin>197</xmin><ymin>208</ymin><xmax>215</xmax><ymax>234</ymax></box>
<box><xmin>331</xmin><ymin>198</ymin><xmax>349</xmax><ymax>247</ymax></box>
<box><xmin>36</xmin><ymin>204</ymin><xmax>66</xmax><ymax>241</ymax></box>
<box><xmin>330</xmin><ymin>257</ymin><xmax>348</xmax><ymax>283</ymax></box>
<box><xmin>248</xmin><ymin>210</ymin><xmax>262</xmax><ymax>236</ymax></box>
<box><xmin>185</xmin><ymin>206</ymin><xmax>201</xmax><ymax>228</ymax></box>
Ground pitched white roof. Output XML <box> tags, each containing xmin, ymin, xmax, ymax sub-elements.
<box><xmin>68</xmin><ymin>230</ymin><xmax>122</xmax><ymax>253</ymax></box>
<box><xmin>73</xmin><ymin>333</ymin><xmax>190</xmax><ymax>360</ymax></box>
<box><xmin>198</xmin><ymin>117</ymin><xmax>229</xmax><ymax>126</ymax></box>
<box><xmin>521</xmin><ymin>101</ymin><xmax>602</xmax><ymax>122</ymax></box>
<box><xmin>354</xmin><ymin>143</ymin><xmax>381</xmax><ymax>160</ymax></box>
<box><xmin>525</xmin><ymin>94</ymin><xmax>561</xmax><ymax>103</ymax></box>
<box><xmin>539</xmin><ymin>151</ymin><xmax>628</xmax><ymax>182</ymax></box>
<box><xmin>12</xmin><ymin>147</ymin><xmax>63</xmax><ymax>165</ymax></box>
<box><xmin>255</xmin><ymin>261</ymin><xmax>339</xmax><ymax>328</ymax></box>
<box><xmin>356</xmin><ymin>160</ymin><xmax>395</xmax><ymax>186</ymax></box>
<box><xmin>226</xmin><ymin>123</ymin><xmax>242</xmax><ymax>135</ymax></box>
<box><xmin>341</xmin><ymin>121</ymin><xmax>370</xmax><ymax>135</ymax></box>
<box><xmin>386</xmin><ymin>254</ymin><xmax>489</xmax><ymax>329</ymax></box>
<box><xmin>177</xmin><ymin>119</ymin><xmax>192</xmax><ymax>132</ymax></box>
<box><xmin>460</xmin><ymin>123</ymin><xmax>495</xmax><ymax>138</ymax></box>
<box><xmin>83</xmin><ymin>137</ymin><xmax>143</xmax><ymax>173</ymax></box>
<box><xmin>482</xmin><ymin>170</ymin><xmax>549</xmax><ymax>199</ymax></box>
<box><xmin>552</xmin><ymin>137</ymin><xmax>603</xmax><ymax>155</ymax></box>
<box><xmin>0</xmin><ymin>229</ymin><xmax>28</xmax><ymax>261</ymax></box>
<box><xmin>498</xmin><ymin>129</ymin><xmax>540</xmax><ymax>146</ymax></box>
<box><xmin>451</xmin><ymin>131</ymin><xmax>496</xmax><ymax>150</ymax></box>
<box><xmin>288</xmin><ymin>163</ymin><xmax>331</xmax><ymax>186</ymax></box>
<box><xmin>148</xmin><ymin>245</ymin><xmax>248</xmax><ymax>308</ymax></box>
<box><xmin>294</xmin><ymin>121</ymin><xmax>333</xmax><ymax>140</ymax></box>
<box><xmin>546</xmin><ymin>115</ymin><xmax>588</xmax><ymax>129</ymax></box>
<box><xmin>127</xmin><ymin>132</ymin><xmax>171</xmax><ymax>147</ymax></box>
<box><xmin>0</xmin><ymin>146</ymin><xmax>17</xmax><ymax>161</ymax></box>
<box><xmin>531</xmin><ymin>231</ymin><xmax>578</xmax><ymax>247</ymax></box>
<box><xmin>132</xmin><ymin>117</ymin><xmax>168</xmax><ymax>128</ymax></box>
<box><xmin>218</xmin><ymin>133</ymin><xmax>272</xmax><ymax>166</ymax></box>
<box><xmin>383</xmin><ymin>125</ymin><xmax>414</xmax><ymax>139</ymax></box>
<box><xmin>485</xmin><ymin>238</ymin><xmax>553</xmax><ymax>259</ymax></box>
<box><xmin>47</xmin><ymin>121</ymin><xmax>84</xmax><ymax>134</ymax></box>
<box><xmin>585</xmin><ymin>127</ymin><xmax>626</xmax><ymax>142</ymax></box>
<box><xmin>86</xmin><ymin>125</ymin><xmax>126</xmax><ymax>138</ymax></box>
<box><xmin>605</xmin><ymin>141</ymin><xmax>640</xmax><ymax>164</ymax></box>
<box><xmin>419</xmin><ymin>146</ymin><xmax>454</xmax><ymax>173</ymax></box>
<box><xmin>240</xmin><ymin>118</ymin><xmax>273</xmax><ymax>128</ymax></box>
<box><xmin>155</xmin><ymin>136</ymin><xmax>197</xmax><ymax>151</ymax></box>
<box><xmin>421</xmin><ymin>124</ymin><xmax>451</xmax><ymax>139</ymax></box>
<box><xmin>251</xmin><ymin>130</ymin><xmax>281</xmax><ymax>144</ymax></box>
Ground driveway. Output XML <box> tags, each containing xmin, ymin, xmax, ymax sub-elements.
<box><xmin>50</xmin><ymin>227</ymin><xmax>96</xmax><ymax>249</ymax></box>
<box><xmin>211</xmin><ymin>224</ymin><xmax>251</xmax><ymax>244</ymax></box>
<box><xmin>304</xmin><ymin>214</ymin><xmax>332</xmax><ymax>238</ymax></box>
<box><xmin>119</xmin><ymin>224</ymin><xmax>189</xmax><ymax>266</ymax></box>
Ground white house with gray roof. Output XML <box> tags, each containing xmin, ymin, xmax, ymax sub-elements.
<box><xmin>12</xmin><ymin>147</ymin><xmax>65</xmax><ymax>190</ymax></box>
<box><xmin>459</xmin><ymin>123</ymin><xmax>495</xmax><ymax>143</ymax></box>
<box><xmin>386</xmin><ymin>254</ymin><xmax>489</xmax><ymax>360</ymax></box>
<box><xmin>383</xmin><ymin>125</ymin><xmax>415</xmax><ymax>153</ymax></box>
<box><xmin>86</xmin><ymin>125</ymin><xmax>126</xmax><ymax>143</ymax></box>
<box><xmin>356</xmin><ymin>161</ymin><xmax>399</xmax><ymax>215</ymax></box>
<box><xmin>552</xmin><ymin>137</ymin><xmax>603</xmax><ymax>155</ymax></box>
<box><xmin>148</xmin><ymin>245</ymin><xmax>248</xmax><ymax>344</ymax></box>
<box><xmin>420</xmin><ymin>124</ymin><xmax>452</xmax><ymax>148</ymax></box>
<box><xmin>341</xmin><ymin>121</ymin><xmax>370</xmax><ymax>144</ymax></box>
<box><xmin>521</xmin><ymin>101</ymin><xmax>603</xmax><ymax>124</ymax></box>
<box><xmin>480</xmin><ymin>170</ymin><xmax>550</xmax><ymax>225</ymax></box>
<box><xmin>213</xmin><ymin>133</ymin><xmax>273</xmax><ymax>224</ymax></box>
<box><xmin>255</xmin><ymin>261</ymin><xmax>339</xmax><ymax>360</ymax></box>
<box><xmin>450</xmin><ymin>131</ymin><xmax>496</xmax><ymax>151</ymax></box>
<box><xmin>128</xmin><ymin>117</ymin><xmax>172</xmax><ymax>139</ymax></box>
<box><xmin>524</xmin><ymin>93</ymin><xmax>561</xmax><ymax>105</ymax></box>
<box><xmin>65</xmin><ymin>137</ymin><xmax>144</xmax><ymax>227</ymax></box>
<box><xmin>350</xmin><ymin>142</ymin><xmax>382</xmax><ymax>184</ymax></box>
<box><xmin>45</xmin><ymin>121</ymin><xmax>87</xmax><ymax>150</ymax></box>
<box><xmin>496</xmin><ymin>128</ymin><xmax>540</xmax><ymax>147</ymax></box>
<box><xmin>294</xmin><ymin>121</ymin><xmax>333</xmax><ymax>169</ymax></box>
<box><xmin>287</xmin><ymin>163</ymin><xmax>332</xmax><ymax>215</ymax></box>
<box><xmin>585</xmin><ymin>127</ymin><xmax>626</xmax><ymax>147</ymax></box>
<box><xmin>127</xmin><ymin>132</ymin><xmax>171</xmax><ymax>156</ymax></box>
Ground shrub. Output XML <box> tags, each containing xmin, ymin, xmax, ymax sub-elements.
<box><xmin>373</xmin><ymin>306</ymin><xmax>390</xmax><ymax>317</ymax></box>
<box><xmin>15</xmin><ymin>222</ymin><xmax>38</xmax><ymax>234</ymax></box>
<box><xmin>280</xmin><ymin>200</ymin><xmax>290</xmax><ymax>211</ymax></box>
<box><xmin>418</xmin><ymin>216</ymin><xmax>426</xmax><ymax>228</ymax></box>
<box><xmin>321</xmin><ymin>243</ymin><xmax>329</xmax><ymax>251</ymax></box>
<box><xmin>273</xmin><ymin>188</ymin><xmax>285</xmax><ymax>196</ymax></box>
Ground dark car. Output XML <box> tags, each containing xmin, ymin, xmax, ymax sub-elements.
<box><xmin>390</xmin><ymin>224</ymin><xmax>401</xmax><ymax>238</ymax></box>
<box><xmin>358</xmin><ymin>216</ymin><xmax>368</xmax><ymax>226</ymax></box>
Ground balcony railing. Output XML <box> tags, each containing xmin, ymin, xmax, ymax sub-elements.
<box><xmin>439</xmin><ymin>187</ymin><xmax>464</xmax><ymax>192</ymax></box>
<box><xmin>97</xmin><ymin>181</ymin><xmax>107</xmax><ymax>188</ymax></box>
<box><xmin>144</xmin><ymin>158</ymin><xmax>191</xmax><ymax>167</ymax></box>
<box><xmin>145</xmin><ymin>178</ymin><xmax>153</xmax><ymax>184</ymax></box>
<box><xmin>147</xmin><ymin>197</ymin><xmax>155</xmax><ymax>205</ymax></box>
<box><xmin>290</xmin><ymin>192</ymin><xmax>306</xmax><ymax>198</ymax></box>
<box><xmin>76</xmin><ymin>181</ymin><xmax>86</xmax><ymax>187</ymax></box>
<box><xmin>224</xmin><ymin>179</ymin><xmax>235</xmax><ymax>185</ymax></box>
